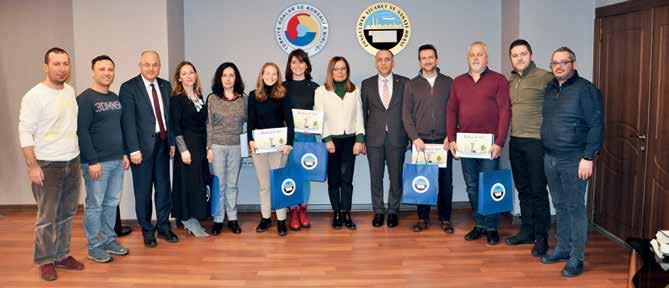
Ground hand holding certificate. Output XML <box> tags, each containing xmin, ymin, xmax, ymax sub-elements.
<box><xmin>411</xmin><ymin>144</ymin><xmax>448</xmax><ymax>168</ymax></box>
<box><xmin>292</xmin><ymin>109</ymin><xmax>324</xmax><ymax>134</ymax></box>
<box><xmin>455</xmin><ymin>133</ymin><xmax>494</xmax><ymax>159</ymax></box>
<box><xmin>252</xmin><ymin>127</ymin><xmax>288</xmax><ymax>154</ymax></box>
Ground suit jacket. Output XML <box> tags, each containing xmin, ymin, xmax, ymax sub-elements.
<box><xmin>119</xmin><ymin>74</ymin><xmax>174</xmax><ymax>156</ymax></box>
<box><xmin>361</xmin><ymin>73</ymin><xmax>409</xmax><ymax>148</ymax></box>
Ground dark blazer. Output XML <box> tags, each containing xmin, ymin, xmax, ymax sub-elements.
<box><xmin>361</xmin><ymin>73</ymin><xmax>409</xmax><ymax>148</ymax></box>
<box><xmin>119</xmin><ymin>75</ymin><xmax>174</xmax><ymax>156</ymax></box>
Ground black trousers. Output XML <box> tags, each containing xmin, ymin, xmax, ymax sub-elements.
<box><xmin>417</xmin><ymin>139</ymin><xmax>453</xmax><ymax>222</ymax></box>
<box><xmin>509</xmin><ymin>137</ymin><xmax>550</xmax><ymax>239</ymax></box>
<box><xmin>367</xmin><ymin>133</ymin><xmax>406</xmax><ymax>215</ymax></box>
<box><xmin>130</xmin><ymin>137</ymin><xmax>172</xmax><ymax>236</ymax></box>
<box><xmin>327</xmin><ymin>136</ymin><xmax>356</xmax><ymax>212</ymax></box>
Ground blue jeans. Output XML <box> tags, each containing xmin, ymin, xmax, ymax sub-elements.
<box><xmin>82</xmin><ymin>159</ymin><xmax>124</xmax><ymax>250</ymax></box>
<box><xmin>211</xmin><ymin>144</ymin><xmax>241</xmax><ymax>222</ymax></box>
<box><xmin>544</xmin><ymin>151</ymin><xmax>588</xmax><ymax>261</ymax></box>
<box><xmin>461</xmin><ymin>157</ymin><xmax>500</xmax><ymax>231</ymax></box>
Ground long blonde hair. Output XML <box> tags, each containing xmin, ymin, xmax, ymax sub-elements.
<box><xmin>255</xmin><ymin>62</ymin><xmax>286</xmax><ymax>101</ymax></box>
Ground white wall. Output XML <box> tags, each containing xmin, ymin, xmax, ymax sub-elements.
<box><xmin>184</xmin><ymin>0</ymin><xmax>503</xmax><ymax>205</ymax></box>
<box><xmin>1</xmin><ymin>0</ymin><xmax>600</xmax><ymax>216</ymax></box>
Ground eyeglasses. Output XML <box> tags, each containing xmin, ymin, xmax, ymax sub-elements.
<box><xmin>332</xmin><ymin>67</ymin><xmax>347</xmax><ymax>72</ymax></box>
<box><xmin>550</xmin><ymin>60</ymin><xmax>573</xmax><ymax>68</ymax></box>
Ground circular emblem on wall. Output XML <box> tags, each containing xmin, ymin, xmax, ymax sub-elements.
<box><xmin>412</xmin><ymin>176</ymin><xmax>430</xmax><ymax>194</ymax></box>
<box><xmin>490</xmin><ymin>183</ymin><xmax>505</xmax><ymax>202</ymax></box>
<box><xmin>356</xmin><ymin>2</ymin><xmax>411</xmax><ymax>55</ymax></box>
<box><xmin>275</xmin><ymin>4</ymin><xmax>329</xmax><ymax>56</ymax></box>
<box><xmin>281</xmin><ymin>179</ymin><xmax>297</xmax><ymax>196</ymax></box>
<box><xmin>300</xmin><ymin>153</ymin><xmax>318</xmax><ymax>170</ymax></box>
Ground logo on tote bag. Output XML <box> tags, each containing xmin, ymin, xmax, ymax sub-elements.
<box><xmin>412</xmin><ymin>176</ymin><xmax>430</xmax><ymax>193</ymax></box>
<box><xmin>490</xmin><ymin>183</ymin><xmax>506</xmax><ymax>202</ymax></box>
<box><xmin>281</xmin><ymin>179</ymin><xmax>297</xmax><ymax>196</ymax></box>
<box><xmin>300</xmin><ymin>153</ymin><xmax>318</xmax><ymax>170</ymax></box>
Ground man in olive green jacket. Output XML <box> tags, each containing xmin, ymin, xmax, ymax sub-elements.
<box><xmin>506</xmin><ymin>39</ymin><xmax>554</xmax><ymax>256</ymax></box>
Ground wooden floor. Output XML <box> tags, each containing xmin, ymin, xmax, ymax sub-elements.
<box><xmin>0</xmin><ymin>209</ymin><xmax>629</xmax><ymax>288</ymax></box>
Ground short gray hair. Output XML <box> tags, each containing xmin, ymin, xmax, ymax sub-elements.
<box><xmin>468</xmin><ymin>41</ymin><xmax>488</xmax><ymax>56</ymax></box>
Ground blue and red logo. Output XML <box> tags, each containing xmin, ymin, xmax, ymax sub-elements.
<box><xmin>275</xmin><ymin>4</ymin><xmax>329</xmax><ymax>55</ymax></box>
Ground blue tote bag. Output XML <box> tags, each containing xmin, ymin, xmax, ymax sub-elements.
<box><xmin>209</xmin><ymin>173</ymin><xmax>222</xmax><ymax>216</ymax></box>
<box><xmin>291</xmin><ymin>141</ymin><xmax>327</xmax><ymax>182</ymax></box>
<box><xmin>477</xmin><ymin>169</ymin><xmax>514</xmax><ymax>216</ymax></box>
<box><xmin>402</xmin><ymin>153</ymin><xmax>439</xmax><ymax>205</ymax></box>
<box><xmin>270</xmin><ymin>160</ymin><xmax>306</xmax><ymax>209</ymax></box>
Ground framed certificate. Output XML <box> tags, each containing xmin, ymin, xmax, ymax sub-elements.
<box><xmin>455</xmin><ymin>133</ymin><xmax>494</xmax><ymax>159</ymax></box>
<box><xmin>252</xmin><ymin>127</ymin><xmax>288</xmax><ymax>154</ymax></box>
<box><xmin>411</xmin><ymin>144</ymin><xmax>448</xmax><ymax>168</ymax></box>
<box><xmin>292</xmin><ymin>109</ymin><xmax>324</xmax><ymax>134</ymax></box>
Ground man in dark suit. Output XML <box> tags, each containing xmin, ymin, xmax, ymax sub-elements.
<box><xmin>119</xmin><ymin>51</ymin><xmax>178</xmax><ymax>247</ymax></box>
<box><xmin>361</xmin><ymin>49</ymin><xmax>409</xmax><ymax>228</ymax></box>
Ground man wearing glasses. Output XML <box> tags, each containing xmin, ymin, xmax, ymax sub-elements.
<box><xmin>539</xmin><ymin>47</ymin><xmax>603</xmax><ymax>277</ymax></box>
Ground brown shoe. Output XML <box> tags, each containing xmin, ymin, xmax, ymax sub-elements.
<box><xmin>440</xmin><ymin>220</ymin><xmax>454</xmax><ymax>234</ymax></box>
<box><xmin>55</xmin><ymin>256</ymin><xmax>84</xmax><ymax>270</ymax></box>
<box><xmin>413</xmin><ymin>219</ymin><xmax>428</xmax><ymax>232</ymax></box>
<box><xmin>39</xmin><ymin>263</ymin><xmax>57</xmax><ymax>281</ymax></box>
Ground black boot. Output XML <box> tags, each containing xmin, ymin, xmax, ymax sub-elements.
<box><xmin>342</xmin><ymin>211</ymin><xmax>356</xmax><ymax>230</ymax></box>
<box><xmin>256</xmin><ymin>218</ymin><xmax>272</xmax><ymax>233</ymax></box>
<box><xmin>211</xmin><ymin>222</ymin><xmax>224</xmax><ymax>235</ymax></box>
<box><xmin>277</xmin><ymin>220</ymin><xmax>288</xmax><ymax>236</ymax></box>
<box><xmin>331</xmin><ymin>211</ymin><xmax>342</xmax><ymax>229</ymax></box>
<box><xmin>532</xmin><ymin>237</ymin><xmax>549</xmax><ymax>257</ymax></box>
<box><xmin>228</xmin><ymin>220</ymin><xmax>242</xmax><ymax>234</ymax></box>
<box><xmin>505</xmin><ymin>230</ymin><xmax>535</xmax><ymax>245</ymax></box>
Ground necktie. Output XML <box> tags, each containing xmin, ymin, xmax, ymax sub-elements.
<box><xmin>382</xmin><ymin>78</ymin><xmax>390</xmax><ymax>109</ymax></box>
<box><xmin>150</xmin><ymin>84</ymin><xmax>167</xmax><ymax>141</ymax></box>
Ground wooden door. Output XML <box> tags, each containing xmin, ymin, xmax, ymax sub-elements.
<box><xmin>592</xmin><ymin>10</ymin><xmax>652</xmax><ymax>240</ymax></box>
<box><xmin>644</xmin><ymin>6</ymin><xmax>669</xmax><ymax>237</ymax></box>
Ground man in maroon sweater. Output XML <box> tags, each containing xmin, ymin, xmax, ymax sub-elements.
<box><xmin>447</xmin><ymin>41</ymin><xmax>511</xmax><ymax>245</ymax></box>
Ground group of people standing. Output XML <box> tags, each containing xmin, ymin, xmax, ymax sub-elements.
<box><xmin>18</xmin><ymin>38</ymin><xmax>602</xmax><ymax>281</ymax></box>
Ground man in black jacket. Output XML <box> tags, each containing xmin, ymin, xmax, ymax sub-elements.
<box><xmin>361</xmin><ymin>49</ymin><xmax>409</xmax><ymax>228</ymax></box>
<box><xmin>539</xmin><ymin>47</ymin><xmax>603</xmax><ymax>277</ymax></box>
<box><xmin>119</xmin><ymin>51</ymin><xmax>178</xmax><ymax>247</ymax></box>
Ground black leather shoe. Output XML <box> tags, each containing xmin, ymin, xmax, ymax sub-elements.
<box><xmin>117</xmin><ymin>225</ymin><xmax>132</xmax><ymax>237</ymax></box>
<box><xmin>440</xmin><ymin>220</ymin><xmax>454</xmax><ymax>234</ymax></box>
<box><xmin>157</xmin><ymin>230</ymin><xmax>179</xmax><ymax>243</ymax></box>
<box><xmin>372</xmin><ymin>213</ymin><xmax>384</xmax><ymax>227</ymax></box>
<box><xmin>228</xmin><ymin>220</ymin><xmax>242</xmax><ymax>234</ymax></box>
<box><xmin>486</xmin><ymin>230</ymin><xmax>500</xmax><ymax>245</ymax></box>
<box><xmin>413</xmin><ymin>219</ymin><xmax>428</xmax><ymax>232</ymax></box>
<box><xmin>464</xmin><ymin>227</ymin><xmax>485</xmax><ymax>241</ymax></box>
<box><xmin>387</xmin><ymin>214</ymin><xmax>398</xmax><ymax>228</ymax></box>
<box><xmin>256</xmin><ymin>218</ymin><xmax>272</xmax><ymax>233</ymax></box>
<box><xmin>211</xmin><ymin>222</ymin><xmax>224</xmax><ymax>235</ymax></box>
<box><xmin>342</xmin><ymin>211</ymin><xmax>356</xmax><ymax>230</ymax></box>
<box><xmin>277</xmin><ymin>220</ymin><xmax>288</xmax><ymax>236</ymax></box>
<box><xmin>331</xmin><ymin>211</ymin><xmax>342</xmax><ymax>229</ymax></box>
<box><xmin>532</xmin><ymin>238</ymin><xmax>549</xmax><ymax>257</ymax></box>
<box><xmin>505</xmin><ymin>231</ymin><xmax>534</xmax><ymax>245</ymax></box>
<box><xmin>143</xmin><ymin>234</ymin><xmax>157</xmax><ymax>248</ymax></box>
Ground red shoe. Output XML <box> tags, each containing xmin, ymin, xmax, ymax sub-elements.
<box><xmin>298</xmin><ymin>204</ymin><xmax>311</xmax><ymax>228</ymax></box>
<box><xmin>39</xmin><ymin>263</ymin><xmax>57</xmax><ymax>281</ymax></box>
<box><xmin>289</xmin><ymin>206</ymin><xmax>301</xmax><ymax>231</ymax></box>
<box><xmin>55</xmin><ymin>256</ymin><xmax>84</xmax><ymax>270</ymax></box>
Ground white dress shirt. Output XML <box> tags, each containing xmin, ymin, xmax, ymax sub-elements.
<box><xmin>377</xmin><ymin>73</ymin><xmax>393</xmax><ymax>104</ymax></box>
<box><xmin>141</xmin><ymin>75</ymin><xmax>167</xmax><ymax>133</ymax></box>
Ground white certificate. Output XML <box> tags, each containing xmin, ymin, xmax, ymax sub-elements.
<box><xmin>455</xmin><ymin>133</ymin><xmax>494</xmax><ymax>159</ymax></box>
<box><xmin>252</xmin><ymin>127</ymin><xmax>288</xmax><ymax>154</ymax></box>
<box><xmin>411</xmin><ymin>144</ymin><xmax>448</xmax><ymax>168</ymax></box>
<box><xmin>292</xmin><ymin>109</ymin><xmax>324</xmax><ymax>134</ymax></box>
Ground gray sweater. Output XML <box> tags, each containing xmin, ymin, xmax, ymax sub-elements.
<box><xmin>206</xmin><ymin>93</ymin><xmax>247</xmax><ymax>146</ymax></box>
